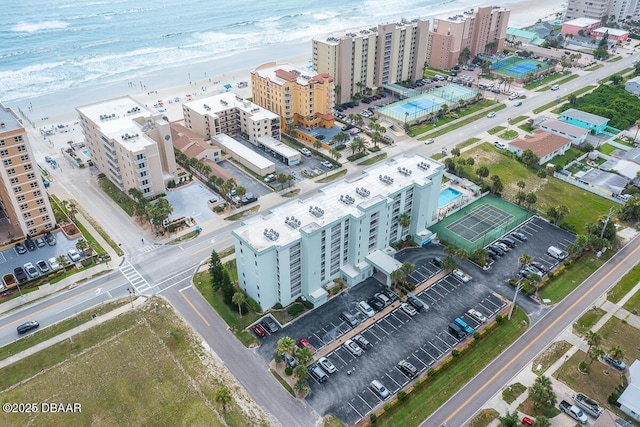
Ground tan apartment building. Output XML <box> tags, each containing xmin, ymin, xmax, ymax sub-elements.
<box><xmin>313</xmin><ymin>19</ymin><xmax>430</xmax><ymax>104</ymax></box>
<box><xmin>427</xmin><ymin>6</ymin><xmax>510</xmax><ymax>71</ymax></box>
<box><xmin>0</xmin><ymin>104</ymin><xmax>56</xmax><ymax>239</ymax></box>
<box><xmin>181</xmin><ymin>92</ymin><xmax>280</xmax><ymax>145</ymax></box>
<box><xmin>565</xmin><ymin>0</ymin><xmax>640</xmax><ymax>22</ymax></box>
<box><xmin>76</xmin><ymin>96</ymin><xmax>177</xmax><ymax>199</ymax></box>
<box><xmin>251</xmin><ymin>62</ymin><xmax>335</xmax><ymax>130</ymax></box>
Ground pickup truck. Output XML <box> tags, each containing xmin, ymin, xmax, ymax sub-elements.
<box><xmin>559</xmin><ymin>400</ymin><xmax>588</xmax><ymax>424</ymax></box>
<box><xmin>573</xmin><ymin>392</ymin><xmax>604</xmax><ymax>418</ymax></box>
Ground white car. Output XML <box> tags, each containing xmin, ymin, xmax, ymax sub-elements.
<box><xmin>400</xmin><ymin>302</ymin><xmax>417</xmax><ymax>317</ymax></box>
<box><xmin>467</xmin><ymin>309</ymin><xmax>487</xmax><ymax>323</ymax></box>
<box><xmin>358</xmin><ymin>301</ymin><xmax>375</xmax><ymax>318</ymax></box>
<box><xmin>344</xmin><ymin>339</ymin><xmax>363</xmax><ymax>357</ymax></box>
<box><xmin>424</xmin><ymin>138</ymin><xmax>435</xmax><ymax>145</ymax></box>
<box><xmin>24</xmin><ymin>262</ymin><xmax>39</xmax><ymax>278</ymax></box>
<box><xmin>321</xmin><ymin>161</ymin><xmax>334</xmax><ymax>169</ymax></box>
<box><xmin>486</xmin><ymin>112</ymin><xmax>496</xmax><ymax>118</ymax></box>
<box><xmin>67</xmin><ymin>248</ymin><xmax>81</xmax><ymax>262</ymax></box>
<box><xmin>494</xmin><ymin>141</ymin><xmax>507</xmax><ymax>150</ymax></box>
<box><xmin>318</xmin><ymin>357</ymin><xmax>337</xmax><ymax>374</ymax></box>
<box><xmin>550</xmin><ymin>85</ymin><xmax>560</xmax><ymax>91</ymax></box>
<box><xmin>48</xmin><ymin>257</ymin><xmax>60</xmax><ymax>270</ymax></box>
<box><xmin>452</xmin><ymin>269</ymin><xmax>471</xmax><ymax>283</ymax></box>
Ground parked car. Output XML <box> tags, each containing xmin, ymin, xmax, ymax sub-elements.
<box><xmin>260</xmin><ymin>316</ymin><xmax>279</xmax><ymax>333</ymax></box>
<box><xmin>520</xmin><ymin>266</ymin><xmax>542</xmax><ymax>278</ymax></box>
<box><xmin>35</xmin><ymin>237</ymin><xmax>46</xmax><ymax>248</ymax></box>
<box><xmin>15</xmin><ymin>242</ymin><xmax>27</xmax><ymax>254</ymax></box>
<box><xmin>13</xmin><ymin>267</ymin><xmax>28</xmax><ymax>283</ymax></box>
<box><xmin>17</xmin><ymin>320</ymin><xmax>39</xmax><ymax>334</ymax></box>
<box><xmin>467</xmin><ymin>308</ymin><xmax>487</xmax><ymax>323</ymax></box>
<box><xmin>308</xmin><ymin>363</ymin><xmax>328</xmax><ymax>383</ymax></box>
<box><xmin>44</xmin><ymin>231</ymin><xmax>57</xmax><ymax>246</ymax></box>
<box><xmin>318</xmin><ymin>357</ymin><xmax>336</xmax><ymax>374</ymax></box>
<box><xmin>511</xmin><ymin>231</ymin><xmax>527</xmax><ymax>241</ymax></box>
<box><xmin>370</xmin><ymin>380</ymin><xmax>390</xmax><ymax>399</ymax></box>
<box><xmin>398</xmin><ymin>360</ymin><xmax>418</xmax><ymax>378</ymax></box>
<box><xmin>36</xmin><ymin>259</ymin><xmax>50</xmax><ymax>274</ymax></box>
<box><xmin>496</xmin><ymin>242</ymin><xmax>510</xmax><ymax>252</ymax></box>
<box><xmin>432</xmin><ymin>257</ymin><xmax>443</xmax><ymax>267</ymax></box>
<box><xmin>281</xmin><ymin>352</ymin><xmax>298</xmax><ymax>368</ymax></box>
<box><xmin>249</xmin><ymin>323</ymin><xmax>266</xmax><ymax>338</ymax></box>
<box><xmin>299</xmin><ymin>147</ymin><xmax>312</xmax><ymax>157</ymax></box>
<box><xmin>452</xmin><ymin>269</ymin><xmax>471</xmax><ymax>283</ymax></box>
<box><xmin>25</xmin><ymin>239</ymin><xmax>36</xmax><ymax>251</ymax></box>
<box><xmin>321</xmin><ymin>160</ymin><xmax>334</xmax><ymax>169</ymax></box>
<box><xmin>297</xmin><ymin>338</ymin><xmax>316</xmax><ymax>353</ymax></box>
<box><xmin>67</xmin><ymin>248</ymin><xmax>81</xmax><ymax>262</ymax></box>
<box><xmin>604</xmin><ymin>354</ymin><xmax>626</xmax><ymax>371</ymax></box>
<box><xmin>340</xmin><ymin>311</ymin><xmax>360</xmax><ymax>327</ymax></box>
<box><xmin>400</xmin><ymin>302</ymin><xmax>417</xmax><ymax>317</ymax></box>
<box><xmin>381</xmin><ymin>288</ymin><xmax>399</xmax><ymax>303</ymax></box>
<box><xmin>358</xmin><ymin>301</ymin><xmax>375</xmax><ymax>318</ymax></box>
<box><xmin>367</xmin><ymin>297</ymin><xmax>385</xmax><ymax>312</ymax></box>
<box><xmin>344</xmin><ymin>339</ymin><xmax>363</xmax><ymax>357</ymax></box>
<box><xmin>407</xmin><ymin>295</ymin><xmax>427</xmax><ymax>311</ymax></box>
<box><xmin>486</xmin><ymin>112</ymin><xmax>496</xmax><ymax>118</ymax></box>
<box><xmin>24</xmin><ymin>262</ymin><xmax>39</xmax><ymax>278</ymax></box>
<box><xmin>530</xmin><ymin>261</ymin><xmax>548</xmax><ymax>273</ymax></box>
<box><xmin>488</xmin><ymin>244</ymin><xmax>505</xmax><ymax>256</ymax></box>
<box><xmin>494</xmin><ymin>141</ymin><xmax>507</xmax><ymax>150</ymax></box>
<box><xmin>353</xmin><ymin>334</ymin><xmax>371</xmax><ymax>350</ymax></box>
<box><xmin>374</xmin><ymin>292</ymin><xmax>391</xmax><ymax>307</ymax></box>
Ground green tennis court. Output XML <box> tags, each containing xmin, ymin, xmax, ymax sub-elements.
<box><xmin>429</xmin><ymin>194</ymin><xmax>533</xmax><ymax>252</ymax></box>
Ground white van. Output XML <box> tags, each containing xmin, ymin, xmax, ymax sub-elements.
<box><xmin>547</xmin><ymin>246</ymin><xmax>567</xmax><ymax>260</ymax></box>
<box><xmin>370</xmin><ymin>380</ymin><xmax>390</xmax><ymax>399</ymax></box>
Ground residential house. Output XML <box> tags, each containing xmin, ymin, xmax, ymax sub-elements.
<box><xmin>625</xmin><ymin>76</ymin><xmax>640</xmax><ymax>96</ymax></box>
<box><xmin>559</xmin><ymin>108</ymin><xmax>610</xmax><ymax>135</ymax></box>
<box><xmin>508</xmin><ymin>130</ymin><xmax>572</xmax><ymax>164</ymax></box>
<box><xmin>537</xmin><ymin>118</ymin><xmax>590</xmax><ymax>146</ymax></box>
<box><xmin>618</xmin><ymin>359</ymin><xmax>640</xmax><ymax>422</ymax></box>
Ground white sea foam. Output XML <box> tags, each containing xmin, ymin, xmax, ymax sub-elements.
<box><xmin>12</xmin><ymin>20</ymin><xmax>69</xmax><ymax>33</ymax></box>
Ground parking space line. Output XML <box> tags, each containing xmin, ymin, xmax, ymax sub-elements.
<box><xmin>428</xmin><ymin>342</ymin><xmax>443</xmax><ymax>357</ymax></box>
<box><xmin>372</xmin><ymin>323</ymin><xmax>390</xmax><ymax>336</ymax></box>
<box><xmin>420</xmin><ymin>291</ymin><xmax>438</xmax><ymax>303</ymax></box>
<box><xmin>363</xmin><ymin>329</ymin><xmax>381</xmax><ymax>344</ymax></box>
<box><xmin>313</xmin><ymin>333</ymin><xmax>326</xmax><ymax>346</ymax></box>
<box><xmin>380</xmin><ymin>317</ymin><xmax>397</xmax><ymax>331</ymax></box>
<box><xmin>385</xmin><ymin>372</ymin><xmax>403</xmax><ymax>389</ymax></box>
<box><xmin>358</xmin><ymin>394</ymin><xmax>373</xmax><ymax>409</ymax></box>
<box><xmin>347</xmin><ymin>402</ymin><xmax>363</xmax><ymax>418</ymax></box>
<box><xmin>430</xmin><ymin>286</ymin><xmax>446</xmax><ymax>299</ymax></box>
<box><xmin>436</xmin><ymin>336</ymin><xmax>452</xmax><ymax>351</ymax></box>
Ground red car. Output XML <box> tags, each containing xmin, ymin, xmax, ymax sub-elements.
<box><xmin>521</xmin><ymin>416</ymin><xmax>533</xmax><ymax>426</ymax></box>
<box><xmin>297</xmin><ymin>338</ymin><xmax>316</xmax><ymax>353</ymax></box>
<box><xmin>252</xmin><ymin>324</ymin><xmax>266</xmax><ymax>338</ymax></box>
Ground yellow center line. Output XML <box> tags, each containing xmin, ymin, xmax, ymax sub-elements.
<box><xmin>442</xmin><ymin>242</ymin><xmax>640</xmax><ymax>425</ymax></box>
<box><xmin>179</xmin><ymin>290</ymin><xmax>210</xmax><ymax>327</ymax></box>
<box><xmin>6</xmin><ymin>276</ymin><xmax>122</xmax><ymax>327</ymax></box>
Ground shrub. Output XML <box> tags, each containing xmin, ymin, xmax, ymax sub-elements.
<box><xmin>302</xmin><ymin>300</ymin><xmax>314</xmax><ymax>310</ymax></box>
<box><xmin>397</xmin><ymin>390</ymin><xmax>408</xmax><ymax>401</ymax></box>
<box><xmin>274</xmin><ymin>303</ymin><xmax>283</xmax><ymax>310</ymax></box>
<box><xmin>496</xmin><ymin>314</ymin><xmax>504</xmax><ymax>323</ymax></box>
<box><xmin>284</xmin><ymin>367</ymin><xmax>293</xmax><ymax>376</ymax></box>
<box><xmin>335</xmin><ymin>144</ymin><xmax>346</xmax><ymax>151</ymax></box>
<box><xmin>370</xmin><ymin>413</ymin><xmax>377</xmax><ymax>423</ymax></box>
<box><xmin>287</xmin><ymin>303</ymin><xmax>304</xmax><ymax>317</ymax></box>
<box><xmin>452</xmin><ymin>349</ymin><xmax>460</xmax><ymax>358</ymax></box>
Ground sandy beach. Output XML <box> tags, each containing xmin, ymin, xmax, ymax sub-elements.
<box><xmin>14</xmin><ymin>0</ymin><xmax>564</xmax><ymax>132</ymax></box>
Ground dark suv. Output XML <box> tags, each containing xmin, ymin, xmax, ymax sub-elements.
<box><xmin>17</xmin><ymin>321</ymin><xmax>39</xmax><ymax>334</ymax></box>
<box><xmin>14</xmin><ymin>267</ymin><xmax>28</xmax><ymax>283</ymax></box>
<box><xmin>25</xmin><ymin>238</ymin><xmax>36</xmax><ymax>251</ymax></box>
<box><xmin>261</xmin><ymin>316</ymin><xmax>279</xmax><ymax>333</ymax></box>
<box><xmin>448</xmin><ymin>322</ymin><xmax>466</xmax><ymax>339</ymax></box>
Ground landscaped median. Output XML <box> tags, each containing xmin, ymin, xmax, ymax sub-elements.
<box><xmin>362</xmin><ymin>306</ymin><xmax>529</xmax><ymax>427</ymax></box>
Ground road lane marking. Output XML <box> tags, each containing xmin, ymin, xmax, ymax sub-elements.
<box><xmin>440</xmin><ymin>240</ymin><xmax>640</xmax><ymax>425</ymax></box>
<box><xmin>179</xmin><ymin>290</ymin><xmax>210</xmax><ymax>327</ymax></box>
<box><xmin>189</xmin><ymin>236</ymin><xmax>233</xmax><ymax>257</ymax></box>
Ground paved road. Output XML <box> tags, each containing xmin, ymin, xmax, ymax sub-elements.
<box><xmin>423</xmin><ymin>234</ymin><xmax>640</xmax><ymax>427</ymax></box>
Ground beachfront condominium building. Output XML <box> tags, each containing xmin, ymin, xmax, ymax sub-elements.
<box><xmin>0</xmin><ymin>104</ymin><xmax>56</xmax><ymax>239</ymax></box>
<box><xmin>426</xmin><ymin>6</ymin><xmax>510</xmax><ymax>71</ymax></box>
<box><xmin>77</xmin><ymin>96</ymin><xmax>177</xmax><ymax>199</ymax></box>
<box><xmin>564</xmin><ymin>0</ymin><xmax>640</xmax><ymax>21</ymax></box>
<box><xmin>312</xmin><ymin>19</ymin><xmax>430</xmax><ymax>104</ymax></box>
<box><xmin>232</xmin><ymin>154</ymin><xmax>443</xmax><ymax>310</ymax></box>
<box><xmin>181</xmin><ymin>92</ymin><xmax>280</xmax><ymax>144</ymax></box>
<box><xmin>251</xmin><ymin>62</ymin><xmax>335</xmax><ymax>130</ymax></box>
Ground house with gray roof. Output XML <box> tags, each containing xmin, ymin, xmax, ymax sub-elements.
<box><xmin>559</xmin><ymin>108</ymin><xmax>610</xmax><ymax>135</ymax></box>
<box><xmin>538</xmin><ymin>117</ymin><xmax>589</xmax><ymax>146</ymax></box>
<box><xmin>618</xmin><ymin>359</ymin><xmax>640</xmax><ymax>423</ymax></box>
<box><xmin>625</xmin><ymin>76</ymin><xmax>640</xmax><ymax>96</ymax></box>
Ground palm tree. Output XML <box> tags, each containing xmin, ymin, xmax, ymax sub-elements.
<box><xmin>609</xmin><ymin>345</ymin><xmax>624</xmax><ymax>361</ymax></box>
<box><xmin>529</xmin><ymin>375</ymin><xmax>556</xmax><ymax>409</ymax></box>
<box><xmin>329</xmin><ymin>148</ymin><xmax>341</xmax><ymax>161</ymax></box>
<box><xmin>57</xmin><ymin>254</ymin><xmax>70</xmax><ymax>269</ymax></box>
<box><xmin>352</xmin><ymin>136</ymin><xmax>367</xmax><ymax>154</ymax></box>
<box><xmin>442</xmin><ymin>255</ymin><xmax>457</xmax><ymax>271</ymax></box>
<box><xmin>390</xmin><ymin>269</ymin><xmax>406</xmax><ymax>287</ymax></box>
<box><xmin>398</xmin><ymin>213</ymin><xmax>411</xmax><ymax>232</ymax></box>
<box><xmin>519</xmin><ymin>253</ymin><xmax>532</xmax><ymax>268</ymax></box>
<box><xmin>584</xmin><ymin>331</ymin><xmax>601</xmax><ymax>362</ymax></box>
<box><xmin>313</xmin><ymin>139</ymin><xmax>322</xmax><ymax>151</ymax></box>
<box><xmin>232</xmin><ymin>292</ymin><xmax>246</xmax><ymax>317</ymax></box>
<box><xmin>295</xmin><ymin>347</ymin><xmax>314</xmax><ymax>366</ymax></box>
<box><xmin>532</xmin><ymin>416</ymin><xmax>551</xmax><ymax>427</ymax></box>
<box><xmin>235</xmin><ymin>185</ymin><xmax>247</xmax><ymax>198</ymax></box>
<box><xmin>331</xmin><ymin>131</ymin><xmax>350</xmax><ymax>146</ymax></box>
<box><xmin>215</xmin><ymin>385</ymin><xmax>232</xmax><ymax>413</ymax></box>
<box><xmin>588</xmin><ymin>346</ymin><xmax>605</xmax><ymax>367</ymax></box>
<box><xmin>276</xmin><ymin>336</ymin><xmax>296</xmax><ymax>360</ymax></box>
<box><xmin>63</xmin><ymin>200</ymin><xmax>79</xmax><ymax>220</ymax></box>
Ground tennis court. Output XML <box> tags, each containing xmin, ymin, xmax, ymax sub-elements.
<box><xmin>490</xmin><ymin>57</ymin><xmax>550</xmax><ymax>80</ymax></box>
<box><xmin>429</xmin><ymin>195</ymin><xmax>532</xmax><ymax>252</ymax></box>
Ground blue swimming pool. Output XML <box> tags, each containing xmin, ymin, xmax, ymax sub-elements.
<box><xmin>439</xmin><ymin>187</ymin><xmax>462</xmax><ymax>207</ymax></box>
<box><xmin>82</xmin><ymin>149</ymin><xmax>91</xmax><ymax>159</ymax></box>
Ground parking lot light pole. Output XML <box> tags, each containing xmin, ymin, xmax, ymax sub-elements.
<box><xmin>508</xmin><ymin>279</ymin><xmax>523</xmax><ymax>320</ymax></box>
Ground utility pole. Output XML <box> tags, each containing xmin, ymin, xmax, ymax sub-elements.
<box><xmin>508</xmin><ymin>278</ymin><xmax>523</xmax><ymax>320</ymax></box>
<box><xmin>600</xmin><ymin>206</ymin><xmax>614</xmax><ymax>239</ymax></box>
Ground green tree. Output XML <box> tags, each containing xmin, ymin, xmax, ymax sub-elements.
<box><xmin>519</xmin><ymin>253</ymin><xmax>532</xmax><ymax>268</ymax></box>
<box><xmin>610</xmin><ymin>74</ymin><xmax>623</xmax><ymax>86</ymax></box>
<box><xmin>618</xmin><ymin>196</ymin><xmax>640</xmax><ymax>221</ymax></box>
<box><xmin>215</xmin><ymin>385</ymin><xmax>232</xmax><ymax>413</ymax></box>
<box><xmin>584</xmin><ymin>330</ymin><xmax>602</xmax><ymax>363</ymax></box>
<box><xmin>525</xmin><ymin>192</ymin><xmax>537</xmax><ymax>209</ymax></box>
<box><xmin>475</xmin><ymin>166</ymin><xmax>490</xmax><ymax>183</ymax></box>
<box><xmin>209</xmin><ymin>250</ymin><xmax>224</xmax><ymax>289</ymax></box>
<box><xmin>490</xmin><ymin>175</ymin><xmax>504</xmax><ymax>195</ymax></box>
<box><xmin>232</xmin><ymin>292</ymin><xmax>247</xmax><ymax>317</ymax></box>
<box><xmin>398</xmin><ymin>212</ymin><xmax>411</xmax><ymax>233</ymax></box>
<box><xmin>149</xmin><ymin>197</ymin><xmax>173</xmax><ymax>231</ymax></box>
<box><xmin>276</xmin><ymin>336</ymin><xmax>296</xmax><ymax>360</ymax></box>
<box><xmin>529</xmin><ymin>375</ymin><xmax>556</xmax><ymax>409</ymax></box>
<box><xmin>276</xmin><ymin>173</ymin><xmax>289</xmax><ymax>187</ymax></box>
<box><xmin>521</xmin><ymin>149</ymin><xmax>540</xmax><ymax>168</ymax></box>
<box><xmin>450</xmin><ymin>147</ymin><xmax>461</xmax><ymax>157</ymax></box>
<box><xmin>332</xmin><ymin>131</ymin><xmax>350</xmax><ymax>145</ymax></box>
<box><xmin>235</xmin><ymin>185</ymin><xmax>247</xmax><ymax>198</ymax></box>
<box><xmin>313</xmin><ymin>139</ymin><xmax>322</xmax><ymax>151</ymax></box>
<box><xmin>515</xmin><ymin>191</ymin><xmax>526</xmax><ymax>206</ymax></box>
<box><xmin>532</xmin><ymin>416</ymin><xmax>551</xmax><ymax>427</ymax></box>
<box><xmin>498</xmin><ymin>410</ymin><xmax>520</xmax><ymax>427</ymax></box>
<box><xmin>442</xmin><ymin>255</ymin><xmax>457</xmax><ymax>271</ymax></box>
<box><xmin>585</xmin><ymin>216</ymin><xmax>616</xmax><ymax>241</ymax></box>
<box><xmin>329</xmin><ymin>147</ymin><xmax>341</xmax><ymax>161</ymax></box>
<box><xmin>57</xmin><ymin>254</ymin><xmax>70</xmax><ymax>269</ymax></box>
<box><xmin>588</xmin><ymin>345</ymin><xmax>605</xmax><ymax>367</ymax></box>
<box><xmin>517</xmin><ymin>180</ymin><xmax>526</xmax><ymax>190</ymax></box>
<box><xmin>295</xmin><ymin>346</ymin><xmax>314</xmax><ymax>366</ymax></box>
<box><xmin>220</xmin><ymin>270</ymin><xmax>235</xmax><ymax>305</ymax></box>
<box><xmin>466</xmin><ymin>157</ymin><xmax>475</xmax><ymax>166</ymax></box>
<box><xmin>62</xmin><ymin>200</ymin><xmax>79</xmax><ymax>220</ymax></box>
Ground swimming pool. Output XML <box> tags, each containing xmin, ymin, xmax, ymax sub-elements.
<box><xmin>439</xmin><ymin>187</ymin><xmax>462</xmax><ymax>207</ymax></box>
<box><xmin>82</xmin><ymin>149</ymin><xmax>91</xmax><ymax>159</ymax></box>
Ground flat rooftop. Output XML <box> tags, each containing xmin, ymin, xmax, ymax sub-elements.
<box><xmin>183</xmin><ymin>92</ymin><xmax>278</xmax><ymax>122</ymax></box>
<box><xmin>560</xmin><ymin>108</ymin><xmax>609</xmax><ymax>126</ymax></box>
<box><xmin>258</xmin><ymin>136</ymin><xmax>299</xmax><ymax>159</ymax></box>
<box><xmin>593</xmin><ymin>27</ymin><xmax>629</xmax><ymax>37</ymax></box>
<box><xmin>234</xmin><ymin>153</ymin><xmax>443</xmax><ymax>250</ymax></box>
<box><xmin>538</xmin><ymin>118</ymin><xmax>589</xmax><ymax>136</ymax></box>
<box><xmin>76</xmin><ymin>96</ymin><xmax>156</xmax><ymax>149</ymax></box>
<box><xmin>0</xmin><ymin>104</ymin><xmax>23</xmax><ymax>133</ymax></box>
<box><xmin>563</xmin><ymin>17</ymin><xmax>600</xmax><ymax>27</ymax></box>
<box><xmin>253</xmin><ymin>62</ymin><xmax>332</xmax><ymax>87</ymax></box>
<box><xmin>212</xmin><ymin>134</ymin><xmax>274</xmax><ymax>170</ymax></box>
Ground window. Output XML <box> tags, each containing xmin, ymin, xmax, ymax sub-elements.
<box><xmin>42</xmin><ymin>215</ymin><xmax>49</xmax><ymax>221</ymax></box>
<box><xmin>30</xmin><ymin>182</ymin><xmax>38</xmax><ymax>188</ymax></box>
<box><xmin>26</xmin><ymin>220</ymin><xmax>34</xmax><ymax>226</ymax></box>
<box><xmin>33</xmin><ymin>190</ymin><xmax>41</xmax><ymax>196</ymax></box>
<box><xmin>14</xmin><ymin>186</ymin><xmax>22</xmax><ymax>193</ymax></box>
<box><xmin>10</xmin><ymin>177</ymin><xmax>19</xmax><ymax>184</ymax></box>
<box><xmin>39</xmin><ymin>207</ymin><xmax>47</xmax><ymax>213</ymax></box>
<box><xmin>24</xmin><ymin>164</ymin><xmax>32</xmax><ymax>170</ymax></box>
<box><xmin>20</xmin><ymin>154</ymin><xmax>29</xmax><ymax>161</ymax></box>
<box><xmin>7</xmin><ymin>168</ymin><xmax>15</xmax><ymax>175</ymax></box>
<box><xmin>17</xmin><ymin>145</ymin><xmax>26</xmax><ymax>152</ymax></box>
<box><xmin>3</xmin><ymin>159</ymin><xmax>11</xmax><ymax>165</ymax></box>
<box><xmin>0</xmin><ymin>150</ymin><xmax>8</xmax><ymax>156</ymax></box>
<box><xmin>27</xmin><ymin>173</ymin><xmax>35</xmax><ymax>179</ymax></box>
<box><xmin>36</xmin><ymin>199</ymin><xmax>44</xmax><ymax>205</ymax></box>
<box><xmin>20</xmin><ymin>204</ymin><xmax>28</xmax><ymax>210</ymax></box>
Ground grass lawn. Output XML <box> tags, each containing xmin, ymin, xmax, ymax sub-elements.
<box><xmin>467</xmin><ymin>409</ymin><xmax>499</xmax><ymax>427</ymax></box>
<box><xmin>554</xmin><ymin>350</ymin><xmax>626</xmax><ymax>418</ymax></box>
<box><xmin>323</xmin><ymin>414</ymin><xmax>347</xmax><ymax>427</ymax></box>
<box><xmin>488</xmin><ymin>126</ymin><xmax>506</xmax><ymax>135</ymax></box>
<box><xmin>524</xmin><ymin>73</ymin><xmax>564</xmax><ymax>90</ymax></box>
<box><xmin>358</xmin><ymin>153</ymin><xmax>387</xmax><ymax>166</ymax></box>
<box><xmin>597</xmin><ymin>317</ymin><xmax>640</xmax><ymax>363</ymax></box>
<box><xmin>457</xmin><ymin>137</ymin><xmax>481</xmax><ymax>150</ymax></box>
<box><xmin>585</xmin><ymin>64</ymin><xmax>605</xmax><ymax>71</ymax></box>
<box><xmin>0</xmin><ymin>298</ymin><xmax>268</xmax><ymax>427</ymax></box>
<box><xmin>598</xmin><ymin>143</ymin><xmax>617</xmax><ymax>155</ymax></box>
<box><xmin>194</xmin><ymin>271</ymin><xmax>259</xmax><ymax>347</ymax></box>
<box><xmin>607</xmin><ymin>55</ymin><xmax>623</xmax><ymax>62</ymax></box>
<box><xmin>498</xmin><ymin>130</ymin><xmax>518</xmax><ymax>140</ymax></box>
<box><xmin>509</xmin><ymin>116</ymin><xmax>528</xmax><ymax>125</ymax></box>
<box><xmin>458</xmin><ymin>144</ymin><xmax>617</xmax><ymax>233</ymax></box>
<box><xmin>0</xmin><ymin>300</ymin><xmax>128</xmax><ymax>362</ymax></box>
<box><xmin>532</xmin><ymin>85</ymin><xmax>597</xmax><ymax>114</ymax></box>
<box><xmin>409</xmin><ymin>100</ymin><xmax>498</xmax><ymax>136</ymax></box>
<box><xmin>539</xmin><ymin>253</ymin><xmax>611</xmax><ymax>304</ymax></box>
<box><xmin>623</xmin><ymin>288</ymin><xmax>640</xmax><ymax>313</ymax></box>
<box><xmin>555</xmin><ymin>74</ymin><xmax>579</xmax><ymax>85</ymax></box>
<box><xmin>316</xmin><ymin>169</ymin><xmax>347</xmax><ymax>183</ymax></box>
<box><xmin>225</xmin><ymin>205</ymin><xmax>260</xmax><ymax>221</ymax></box>
<box><xmin>542</xmin><ymin>147</ymin><xmax>582</xmax><ymax>168</ymax></box>
<box><xmin>417</xmin><ymin>104</ymin><xmax>506</xmax><ymax>140</ymax></box>
<box><xmin>502</xmin><ymin>382</ymin><xmax>527</xmax><ymax>404</ymax></box>
<box><xmin>377</xmin><ymin>309</ymin><xmax>529</xmax><ymax>427</ymax></box>
<box><xmin>607</xmin><ymin>263</ymin><xmax>640</xmax><ymax>304</ymax></box>
<box><xmin>573</xmin><ymin>308</ymin><xmax>607</xmax><ymax>337</ymax></box>
<box><xmin>97</xmin><ymin>176</ymin><xmax>136</xmax><ymax>216</ymax></box>
<box><xmin>517</xmin><ymin>397</ymin><xmax>560</xmax><ymax>418</ymax></box>
<box><xmin>531</xmin><ymin>340</ymin><xmax>573</xmax><ymax>376</ymax></box>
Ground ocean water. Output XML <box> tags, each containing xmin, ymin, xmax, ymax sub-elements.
<box><xmin>1</xmin><ymin>0</ymin><xmax>517</xmax><ymax>109</ymax></box>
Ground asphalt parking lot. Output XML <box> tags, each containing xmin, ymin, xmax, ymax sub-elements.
<box><xmin>253</xmin><ymin>216</ymin><xmax>575</xmax><ymax>425</ymax></box>
<box><xmin>216</xmin><ymin>159</ymin><xmax>272</xmax><ymax>198</ymax></box>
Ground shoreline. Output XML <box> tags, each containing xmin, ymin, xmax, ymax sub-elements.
<box><xmin>9</xmin><ymin>0</ymin><xmax>565</xmax><ymax>128</ymax></box>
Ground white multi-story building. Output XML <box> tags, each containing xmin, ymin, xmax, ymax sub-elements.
<box><xmin>313</xmin><ymin>19</ymin><xmax>430</xmax><ymax>104</ymax></box>
<box><xmin>565</xmin><ymin>0</ymin><xmax>640</xmax><ymax>21</ymax></box>
<box><xmin>77</xmin><ymin>96</ymin><xmax>177</xmax><ymax>198</ymax></box>
<box><xmin>232</xmin><ymin>154</ymin><xmax>443</xmax><ymax>310</ymax></box>
<box><xmin>181</xmin><ymin>92</ymin><xmax>281</xmax><ymax>145</ymax></box>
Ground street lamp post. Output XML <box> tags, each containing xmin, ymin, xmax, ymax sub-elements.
<box><xmin>508</xmin><ymin>279</ymin><xmax>523</xmax><ymax>320</ymax></box>
<box><xmin>127</xmin><ymin>287</ymin><xmax>135</xmax><ymax>310</ymax></box>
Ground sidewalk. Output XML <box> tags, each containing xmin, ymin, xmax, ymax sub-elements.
<box><xmin>0</xmin><ymin>296</ymin><xmax>146</xmax><ymax>370</ymax></box>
